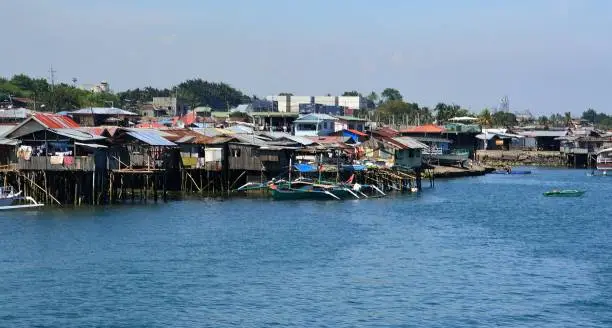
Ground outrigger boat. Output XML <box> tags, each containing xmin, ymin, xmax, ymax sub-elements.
<box><xmin>234</xmin><ymin>158</ymin><xmax>386</xmax><ymax>200</ymax></box>
<box><xmin>543</xmin><ymin>189</ymin><xmax>585</xmax><ymax>197</ymax></box>
<box><xmin>0</xmin><ymin>186</ymin><xmax>44</xmax><ymax>210</ymax></box>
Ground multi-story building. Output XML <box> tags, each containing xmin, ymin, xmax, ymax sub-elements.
<box><xmin>266</xmin><ymin>95</ymin><xmax>366</xmax><ymax>113</ymax></box>
<box><xmin>152</xmin><ymin>97</ymin><xmax>190</xmax><ymax>116</ymax></box>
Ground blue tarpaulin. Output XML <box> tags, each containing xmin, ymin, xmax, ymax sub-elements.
<box><xmin>341</xmin><ymin>164</ymin><xmax>366</xmax><ymax>172</ymax></box>
<box><xmin>293</xmin><ymin>163</ymin><xmax>317</xmax><ymax>172</ymax></box>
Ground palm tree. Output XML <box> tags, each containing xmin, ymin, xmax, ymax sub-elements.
<box><xmin>478</xmin><ymin>108</ymin><xmax>492</xmax><ymax>127</ymax></box>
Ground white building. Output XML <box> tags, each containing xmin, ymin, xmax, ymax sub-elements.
<box><xmin>313</xmin><ymin>96</ymin><xmax>338</xmax><ymax>106</ymax></box>
<box><xmin>293</xmin><ymin>113</ymin><xmax>338</xmax><ymax>136</ymax></box>
<box><xmin>338</xmin><ymin>96</ymin><xmax>367</xmax><ymax>110</ymax></box>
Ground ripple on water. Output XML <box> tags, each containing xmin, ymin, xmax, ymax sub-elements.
<box><xmin>0</xmin><ymin>169</ymin><xmax>610</xmax><ymax>327</ymax></box>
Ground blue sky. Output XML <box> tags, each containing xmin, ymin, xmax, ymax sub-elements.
<box><xmin>1</xmin><ymin>0</ymin><xmax>611</xmax><ymax>115</ymax></box>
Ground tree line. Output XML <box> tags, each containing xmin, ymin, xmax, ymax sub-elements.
<box><xmin>3</xmin><ymin>74</ymin><xmax>610</xmax><ymax>129</ymax></box>
<box><xmin>0</xmin><ymin>74</ymin><xmax>250</xmax><ymax>113</ymax></box>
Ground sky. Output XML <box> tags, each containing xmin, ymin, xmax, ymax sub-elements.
<box><xmin>1</xmin><ymin>0</ymin><xmax>611</xmax><ymax>115</ymax></box>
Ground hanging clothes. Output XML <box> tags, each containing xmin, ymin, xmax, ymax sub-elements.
<box><xmin>50</xmin><ymin>155</ymin><xmax>64</xmax><ymax>165</ymax></box>
<box><xmin>63</xmin><ymin>156</ymin><xmax>75</xmax><ymax>166</ymax></box>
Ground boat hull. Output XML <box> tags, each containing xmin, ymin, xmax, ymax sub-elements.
<box><xmin>543</xmin><ymin>190</ymin><xmax>585</xmax><ymax>197</ymax></box>
<box><xmin>270</xmin><ymin>188</ymin><xmax>337</xmax><ymax>200</ymax></box>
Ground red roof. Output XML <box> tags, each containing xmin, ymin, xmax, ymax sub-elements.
<box><xmin>346</xmin><ymin>129</ymin><xmax>368</xmax><ymax>137</ymax></box>
<box><xmin>372</xmin><ymin>127</ymin><xmax>399</xmax><ymax>138</ymax></box>
<box><xmin>136</xmin><ymin>122</ymin><xmax>164</xmax><ymax>128</ymax></box>
<box><xmin>180</xmin><ymin>112</ymin><xmax>197</xmax><ymax>126</ymax></box>
<box><xmin>33</xmin><ymin>113</ymin><xmax>80</xmax><ymax>129</ymax></box>
<box><xmin>400</xmin><ymin>124</ymin><xmax>445</xmax><ymax>134</ymax></box>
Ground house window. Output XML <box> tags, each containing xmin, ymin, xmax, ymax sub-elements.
<box><xmin>232</xmin><ymin>149</ymin><xmax>241</xmax><ymax>157</ymax></box>
<box><xmin>408</xmin><ymin>149</ymin><xmax>414</xmax><ymax>158</ymax></box>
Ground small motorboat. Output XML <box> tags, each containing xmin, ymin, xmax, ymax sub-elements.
<box><xmin>492</xmin><ymin>170</ymin><xmax>532</xmax><ymax>175</ymax></box>
<box><xmin>543</xmin><ymin>189</ymin><xmax>585</xmax><ymax>197</ymax></box>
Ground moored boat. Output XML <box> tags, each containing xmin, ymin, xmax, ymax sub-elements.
<box><xmin>492</xmin><ymin>170</ymin><xmax>532</xmax><ymax>175</ymax></box>
<box><xmin>543</xmin><ymin>189</ymin><xmax>585</xmax><ymax>197</ymax></box>
<box><xmin>596</xmin><ymin>148</ymin><xmax>612</xmax><ymax>171</ymax></box>
<box><xmin>0</xmin><ymin>186</ymin><xmax>44</xmax><ymax>210</ymax></box>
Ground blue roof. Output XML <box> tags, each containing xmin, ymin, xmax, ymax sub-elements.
<box><xmin>127</xmin><ymin>131</ymin><xmax>176</xmax><ymax>146</ymax></box>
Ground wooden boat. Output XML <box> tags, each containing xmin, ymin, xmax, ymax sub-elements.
<box><xmin>543</xmin><ymin>189</ymin><xmax>585</xmax><ymax>197</ymax></box>
<box><xmin>269</xmin><ymin>183</ymin><xmax>340</xmax><ymax>200</ymax></box>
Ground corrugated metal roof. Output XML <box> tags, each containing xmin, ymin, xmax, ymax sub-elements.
<box><xmin>71</xmin><ymin>107</ymin><xmax>138</xmax><ymax>116</ymax></box>
<box><xmin>175</xmin><ymin>135</ymin><xmax>196</xmax><ymax>143</ymax></box>
<box><xmin>0</xmin><ymin>108</ymin><xmax>32</xmax><ymax>119</ymax></box>
<box><xmin>400</xmin><ymin>124</ymin><xmax>445</xmax><ymax>134</ymax></box>
<box><xmin>74</xmin><ymin>142</ymin><xmax>108</xmax><ymax>149</ymax></box>
<box><xmin>392</xmin><ymin>137</ymin><xmax>429</xmax><ymax>149</ymax></box>
<box><xmin>34</xmin><ymin>113</ymin><xmax>80</xmax><ymax>129</ymax></box>
<box><xmin>519</xmin><ymin>130</ymin><xmax>568</xmax><ymax>137</ymax></box>
<box><xmin>52</xmin><ymin>128</ymin><xmax>107</xmax><ymax>141</ymax></box>
<box><xmin>260</xmin><ymin>132</ymin><xmax>315</xmax><ymax>145</ymax></box>
<box><xmin>295</xmin><ymin>113</ymin><xmax>338</xmax><ymax>122</ymax></box>
<box><xmin>127</xmin><ymin>130</ymin><xmax>177</xmax><ymax>146</ymax></box>
<box><xmin>0</xmin><ymin>138</ymin><xmax>20</xmax><ymax>146</ymax></box>
<box><xmin>0</xmin><ymin>125</ymin><xmax>16</xmax><ymax>137</ymax></box>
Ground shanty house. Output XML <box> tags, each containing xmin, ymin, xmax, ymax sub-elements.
<box><xmin>294</xmin><ymin>113</ymin><xmax>337</xmax><ymax>137</ymax></box>
<box><xmin>5</xmin><ymin>113</ymin><xmax>107</xmax><ymax>171</ymax></box>
<box><xmin>108</xmin><ymin>128</ymin><xmax>178</xmax><ymax>170</ymax></box>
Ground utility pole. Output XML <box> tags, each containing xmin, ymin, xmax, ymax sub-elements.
<box><xmin>49</xmin><ymin>65</ymin><xmax>56</xmax><ymax>92</ymax></box>
<box><xmin>49</xmin><ymin>65</ymin><xmax>57</xmax><ymax>112</ymax></box>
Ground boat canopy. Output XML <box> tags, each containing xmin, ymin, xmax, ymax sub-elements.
<box><xmin>597</xmin><ymin>147</ymin><xmax>612</xmax><ymax>155</ymax></box>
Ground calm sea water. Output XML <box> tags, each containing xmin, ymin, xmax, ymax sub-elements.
<box><xmin>1</xmin><ymin>168</ymin><xmax>611</xmax><ymax>327</ymax></box>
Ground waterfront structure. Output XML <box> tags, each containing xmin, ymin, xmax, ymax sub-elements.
<box><xmin>69</xmin><ymin>107</ymin><xmax>138</xmax><ymax>127</ymax></box>
<box><xmin>517</xmin><ymin>130</ymin><xmax>567</xmax><ymax>151</ymax></box>
<box><xmin>294</xmin><ymin>114</ymin><xmax>338</xmax><ymax>137</ymax></box>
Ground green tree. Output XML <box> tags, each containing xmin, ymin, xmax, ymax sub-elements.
<box><xmin>435</xmin><ymin>103</ymin><xmax>469</xmax><ymax>123</ymax></box>
<box><xmin>342</xmin><ymin>90</ymin><xmax>360</xmax><ymax>97</ymax></box>
<box><xmin>491</xmin><ymin>111</ymin><xmax>517</xmax><ymax>127</ymax></box>
<box><xmin>477</xmin><ymin>108</ymin><xmax>492</xmax><ymax>127</ymax></box>
<box><xmin>366</xmin><ymin>91</ymin><xmax>378</xmax><ymax>109</ymax></box>
<box><xmin>537</xmin><ymin>115</ymin><xmax>549</xmax><ymax>127</ymax></box>
<box><xmin>381</xmin><ymin>88</ymin><xmax>403</xmax><ymax>102</ymax></box>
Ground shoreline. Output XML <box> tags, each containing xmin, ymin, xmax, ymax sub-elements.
<box><xmin>429</xmin><ymin>164</ymin><xmax>495</xmax><ymax>179</ymax></box>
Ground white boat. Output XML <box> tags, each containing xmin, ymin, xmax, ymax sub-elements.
<box><xmin>0</xmin><ymin>186</ymin><xmax>44</xmax><ymax>210</ymax></box>
<box><xmin>596</xmin><ymin>148</ymin><xmax>612</xmax><ymax>172</ymax></box>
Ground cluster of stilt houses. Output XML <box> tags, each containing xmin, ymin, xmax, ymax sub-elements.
<box><xmin>0</xmin><ymin>113</ymin><xmax>438</xmax><ymax>205</ymax></box>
